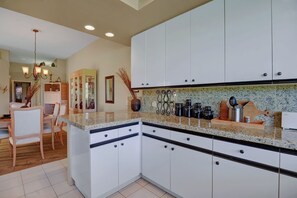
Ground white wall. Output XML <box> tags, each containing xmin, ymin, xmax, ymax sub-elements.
<box><xmin>66</xmin><ymin>38</ymin><xmax>131</xmax><ymax>112</ymax></box>
<box><xmin>0</xmin><ymin>49</ymin><xmax>10</xmax><ymax>115</ymax></box>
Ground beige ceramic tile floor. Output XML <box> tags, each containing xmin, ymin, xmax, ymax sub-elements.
<box><xmin>0</xmin><ymin>159</ymin><xmax>175</xmax><ymax>198</ymax></box>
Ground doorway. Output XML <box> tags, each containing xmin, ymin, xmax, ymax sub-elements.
<box><xmin>12</xmin><ymin>81</ymin><xmax>31</xmax><ymax>103</ymax></box>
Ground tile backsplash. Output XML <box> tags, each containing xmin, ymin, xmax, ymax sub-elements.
<box><xmin>140</xmin><ymin>84</ymin><xmax>297</xmax><ymax>127</ymax></box>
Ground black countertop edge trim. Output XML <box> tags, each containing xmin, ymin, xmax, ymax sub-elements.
<box><xmin>143</xmin><ymin>122</ymin><xmax>280</xmax><ymax>152</ymax></box>
<box><xmin>132</xmin><ymin>79</ymin><xmax>297</xmax><ymax>90</ymax></box>
<box><xmin>142</xmin><ymin>122</ymin><xmax>213</xmax><ymax>139</ymax></box>
<box><xmin>212</xmin><ymin>135</ymin><xmax>280</xmax><ymax>152</ymax></box>
<box><xmin>90</xmin><ymin>122</ymin><xmax>139</xmax><ymax>134</ymax></box>
<box><xmin>213</xmin><ymin>151</ymin><xmax>279</xmax><ymax>174</ymax></box>
<box><xmin>279</xmin><ymin>148</ymin><xmax>297</xmax><ymax>156</ymax></box>
<box><xmin>280</xmin><ymin>168</ymin><xmax>297</xmax><ymax>179</ymax></box>
<box><xmin>143</xmin><ymin>133</ymin><xmax>213</xmax><ymax>155</ymax></box>
<box><xmin>90</xmin><ymin>133</ymin><xmax>139</xmax><ymax>148</ymax></box>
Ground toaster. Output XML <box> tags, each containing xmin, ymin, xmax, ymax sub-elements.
<box><xmin>282</xmin><ymin>112</ymin><xmax>297</xmax><ymax>130</ymax></box>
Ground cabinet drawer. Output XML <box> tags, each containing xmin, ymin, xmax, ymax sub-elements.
<box><xmin>119</xmin><ymin>124</ymin><xmax>140</xmax><ymax>137</ymax></box>
<box><xmin>90</xmin><ymin>129</ymin><xmax>118</xmax><ymax>144</ymax></box>
<box><xmin>142</xmin><ymin>125</ymin><xmax>170</xmax><ymax>139</ymax></box>
<box><xmin>171</xmin><ymin>132</ymin><xmax>212</xmax><ymax>150</ymax></box>
<box><xmin>213</xmin><ymin>140</ymin><xmax>279</xmax><ymax>167</ymax></box>
<box><xmin>281</xmin><ymin>153</ymin><xmax>297</xmax><ymax>172</ymax></box>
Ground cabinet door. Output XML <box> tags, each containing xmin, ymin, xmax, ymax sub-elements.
<box><xmin>171</xmin><ymin>145</ymin><xmax>212</xmax><ymax>198</ymax></box>
<box><xmin>142</xmin><ymin>136</ymin><xmax>170</xmax><ymax>190</ymax></box>
<box><xmin>280</xmin><ymin>152</ymin><xmax>297</xmax><ymax>197</ymax></box>
<box><xmin>225</xmin><ymin>0</ymin><xmax>272</xmax><ymax>82</ymax></box>
<box><xmin>213</xmin><ymin>157</ymin><xmax>278</xmax><ymax>198</ymax></box>
<box><xmin>131</xmin><ymin>32</ymin><xmax>146</xmax><ymax>88</ymax></box>
<box><xmin>119</xmin><ymin>136</ymin><xmax>140</xmax><ymax>186</ymax></box>
<box><xmin>191</xmin><ymin>0</ymin><xmax>224</xmax><ymax>84</ymax></box>
<box><xmin>272</xmin><ymin>0</ymin><xmax>297</xmax><ymax>80</ymax></box>
<box><xmin>165</xmin><ymin>12</ymin><xmax>191</xmax><ymax>86</ymax></box>
<box><xmin>91</xmin><ymin>143</ymin><xmax>118</xmax><ymax>198</ymax></box>
<box><xmin>146</xmin><ymin>23</ymin><xmax>166</xmax><ymax>87</ymax></box>
<box><xmin>280</xmin><ymin>175</ymin><xmax>297</xmax><ymax>198</ymax></box>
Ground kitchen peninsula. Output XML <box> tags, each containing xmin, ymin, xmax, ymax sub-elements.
<box><xmin>61</xmin><ymin>111</ymin><xmax>297</xmax><ymax>198</ymax></box>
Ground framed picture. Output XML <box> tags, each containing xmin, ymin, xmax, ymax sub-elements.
<box><xmin>105</xmin><ymin>75</ymin><xmax>114</xmax><ymax>103</ymax></box>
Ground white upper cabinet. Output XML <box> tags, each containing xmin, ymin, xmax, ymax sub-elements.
<box><xmin>225</xmin><ymin>0</ymin><xmax>272</xmax><ymax>82</ymax></box>
<box><xmin>131</xmin><ymin>32</ymin><xmax>146</xmax><ymax>88</ymax></box>
<box><xmin>166</xmin><ymin>12</ymin><xmax>191</xmax><ymax>86</ymax></box>
<box><xmin>146</xmin><ymin>23</ymin><xmax>166</xmax><ymax>87</ymax></box>
<box><xmin>272</xmin><ymin>0</ymin><xmax>297</xmax><ymax>80</ymax></box>
<box><xmin>131</xmin><ymin>24</ymin><xmax>165</xmax><ymax>88</ymax></box>
<box><xmin>191</xmin><ymin>0</ymin><xmax>225</xmax><ymax>84</ymax></box>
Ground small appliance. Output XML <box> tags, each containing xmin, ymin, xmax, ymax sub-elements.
<box><xmin>282</xmin><ymin>112</ymin><xmax>297</xmax><ymax>129</ymax></box>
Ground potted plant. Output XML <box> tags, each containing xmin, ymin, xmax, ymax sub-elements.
<box><xmin>22</xmin><ymin>82</ymin><xmax>40</xmax><ymax>108</ymax></box>
<box><xmin>117</xmin><ymin>68</ymin><xmax>141</xmax><ymax>111</ymax></box>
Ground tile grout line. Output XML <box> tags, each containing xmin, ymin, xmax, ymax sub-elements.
<box><xmin>41</xmin><ymin>162</ymin><xmax>59</xmax><ymax>198</ymax></box>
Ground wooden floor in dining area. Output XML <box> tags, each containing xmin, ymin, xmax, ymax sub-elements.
<box><xmin>0</xmin><ymin>132</ymin><xmax>67</xmax><ymax>176</ymax></box>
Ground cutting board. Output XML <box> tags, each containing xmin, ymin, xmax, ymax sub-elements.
<box><xmin>243</xmin><ymin>101</ymin><xmax>270</xmax><ymax>122</ymax></box>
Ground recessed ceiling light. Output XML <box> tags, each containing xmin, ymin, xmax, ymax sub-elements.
<box><xmin>105</xmin><ymin>32</ymin><xmax>115</xmax><ymax>37</ymax></box>
<box><xmin>84</xmin><ymin>25</ymin><xmax>95</xmax><ymax>31</ymax></box>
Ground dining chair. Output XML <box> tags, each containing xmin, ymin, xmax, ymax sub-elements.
<box><xmin>0</xmin><ymin>127</ymin><xmax>9</xmax><ymax>142</ymax></box>
<box><xmin>44</xmin><ymin>103</ymin><xmax>60</xmax><ymax>130</ymax></box>
<box><xmin>44</xmin><ymin>103</ymin><xmax>67</xmax><ymax>149</ymax></box>
<box><xmin>8</xmin><ymin>106</ymin><xmax>44</xmax><ymax>167</ymax></box>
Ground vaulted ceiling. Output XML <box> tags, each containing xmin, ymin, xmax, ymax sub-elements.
<box><xmin>0</xmin><ymin>0</ymin><xmax>211</xmax><ymax>64</ymax></box>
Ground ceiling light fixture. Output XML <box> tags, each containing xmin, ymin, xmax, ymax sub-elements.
<box><xmin>22</xmin><ymin>29</ymin><xmax>48</xmax><ymax>81</ymax></box>
<box><xmin>105</xmin><ymin>32</ymin><xmax>115</xmax><ymax>37</ymax></box>
<box><xmin>85</xmin><ymin>25</ymin><xmax>95</xmax><ymax>31</ymax></box>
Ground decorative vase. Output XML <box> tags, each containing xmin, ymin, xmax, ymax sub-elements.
<box><xmin>131</xmin><ymin>98</ymin><xmax>141</xmax><ymax>111</ymax></box>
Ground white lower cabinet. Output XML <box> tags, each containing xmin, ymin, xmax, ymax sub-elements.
<box><xmin>119</xmin><ymin>136</ymin><xmax>141</xmax><ymax>186</ymax></box>
<box><xmin>213</xmin><ymin>156</ymin><xmax>278</xmax><ymax>198</ymax></box>
<box><xmin>90</xmin><ymin>136</ymin><xmax>140</xmax><ymax>198</ymax></box>
<box><xmin>171</xmin><ymin>145</ymin><xmax>212</xmax><ymax>198</ymax></box>
<box><xmin>280</xmin><ymin>175</ymin><xmax>297</xmax><ymax>198</ymax></box>
<box><xmin>142</xmin><ymin>136</ymin><xmax>171</xmax><ymax>189</ymax></box>
<box><xmin>91</xmin><ymin>143</ymin><xmax>119</xmax><ymax>198</ymax></box>
<box><xmin>280</xmin><ymin>153</ymin><xmax>297</xmax><ymax>198</ymax></box>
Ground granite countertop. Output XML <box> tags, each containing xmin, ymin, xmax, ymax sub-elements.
<box><xmin>60</xmin><ymin>111</ymin><xmax>297</xmax><ymax>151</ymax></box>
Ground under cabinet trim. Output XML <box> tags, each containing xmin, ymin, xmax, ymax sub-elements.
<box><xmin>90</xmin><ymin>122</ymin><xmax>139</xmax><ymax>134</ymax></box>
<box><xmin>213</xmin><ymin>151</ymin><xmax>279</xmax><ymax>174</ymax></box>
<box><xmin>142</xmin><ymin>123</ymin><xmax>213</xmax><ymax>139</ymax></box>
<box><xmin>90</xmin><ymin>133</ymin><xmax>139</xmax><ymax>148</ymax></box>
<box><xmin>143</xmin><ymin>133</ymin><xmax>213</xmax><ymax>155</ymax></box>
<box><xmin>132</xmin><ymin>79</ymin><xmax>297</xmax><ymax>90</ymax></box>
<box><xmin>280</xmin><ymin>168</ymin><xmax>297</xmax><ymax>179</ymax></box>
<box><xmin>279</xmin><ymin>148</ymin><xmax>297</xmax><ymax>156</ymax></box>
<box><xmin>143</xmin><ymin>123</ymin><xmax>280</xmax><ymax>152</ymax></box>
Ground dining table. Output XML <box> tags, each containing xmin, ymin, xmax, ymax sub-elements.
<box><xmin>0</xmin><ymin>115</ymin><xmax>56</xmax><ymax>143</ymax></box>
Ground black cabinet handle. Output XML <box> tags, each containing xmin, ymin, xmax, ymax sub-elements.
<box><xmin>277</xmin><ymin>72</ymin><xmax>282</xmax><ymax>76</ymax></box>
<box><xmin>152</xmin><ymin>130</ymin><xmax>156</xmax><ymax>133</ymax></box>
<box><xmin>192</xmin><ymin>79</ymin><xmax>195</xmax><ymax>82</ymax></box>
<box><xmin>263</xmin><ymin>73</ymin><xmax>267</xmax><ymax>77</ymax></box>
<box><xmin>186</xmin><ymin>137</ymin><xmax>190</xmax><ymax>141</ymax></box>
<box><xmin>114</xmin><ymin>145</ymin><xmax>117</xmax><ymax>148</ymax></box>
<box><xmin>104</xmin><ymin>134</ymin><xmax>108</xmax><ymax>137</ymax></box>
<box><xmin>146</xmin><ymin>83</ymin><xmax>149</xmax><ymax>85</ymax></box>
<box><xmin>185</xmin><ymin>79</ymin><xmax>188</xmax><ymax>82</ymax></box>
<box><xmin>171</xmin><ymin>148</ymin><xmax>175</xmax><ymax>151</ymax></box>
<box><xmin>215</xmin><ymin>161</ymin><xmax>220</xmax><ymax>165</ymax></box>
<box><xmin>141</xmin><ymin>83</ymin><xmax>144</xmax><ymax>85</ymax></box>
<box><xmin>240</xmin><ymin>149</ymin><xmax>244</xmax><ymax>154</ymax></box>
<box><xmin>129</xmin><ymin>129</ymin><xmax>132</xmax><ymax>131</ymax></box>
<box><xmin>164</xmin><ymin>145</ymin><xmax>167</xmax><ymax>148</ymax></box>
<box><xmin>121</xmin><ymin>143</ymin><xmax>124</xmax><ymax>146</ymax></box>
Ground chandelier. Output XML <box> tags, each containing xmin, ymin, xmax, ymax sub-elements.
<box><xmin>22</xmin><ymin>29</ymin><xmax>49</xmax><ymax>81</ymax></box>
